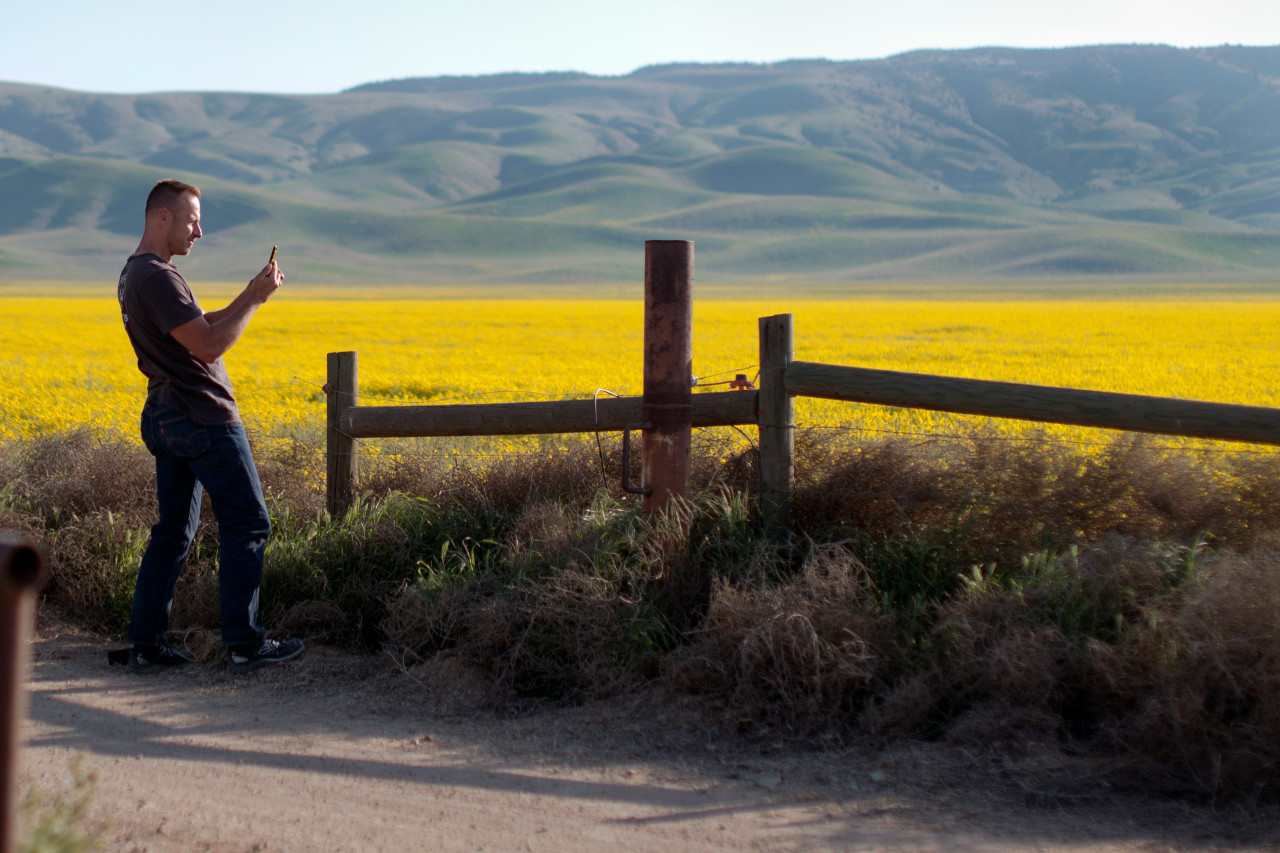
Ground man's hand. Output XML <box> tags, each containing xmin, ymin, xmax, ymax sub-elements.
<box><xmin>171</xmin><ymin>261</ymin><xmax>285</xmax><ymax>363</ymax></box>
<box><xmin>247</xmin><ymin>260</ymin><xmax>284</xmax><ymax>304</ymax></box>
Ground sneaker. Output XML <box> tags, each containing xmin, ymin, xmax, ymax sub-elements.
<box><xmin>227</xmin><ymin>637</ymin><xmax>305</xmax><ymax>673</ymax></box>
<box><xmin>127</xmin><ymin>643</ymin><xmax>195</xmax><ymax>673</ymax></box>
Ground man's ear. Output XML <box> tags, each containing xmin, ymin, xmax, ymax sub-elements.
<box><xmin>146</xmin><ymin>205</ymin><xmax>172</xmax><ymax>230</ymax></box>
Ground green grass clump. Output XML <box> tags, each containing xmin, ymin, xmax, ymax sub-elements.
<box><xmin>260</xmin><ymin>491</ymin><xmax>511</xmax><ymax>646</ymax></box>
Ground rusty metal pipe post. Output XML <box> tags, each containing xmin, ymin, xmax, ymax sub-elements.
<box><xmin>1</xmin><ymin>534</ymin><xmax>48</xmax><ymax>853</ymax></box>
<box><xmin>642</xmin><ymin>240</ymin><xmax>694</xmax><ymax>514</ymax></box>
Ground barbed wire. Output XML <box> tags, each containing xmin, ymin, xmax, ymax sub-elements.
<box><xmin>294</xmin><ymin>376</ymin><xmax>632</xmax><ymax>407</ymax></box>
<box><xmin>693</xmin><ymin>365</ymin><xmax>760</xmax><ymax>388</ymax></box>
<box><xmin>293</xmin><ymin>361</ymin><xmax>765</xmax><ymax>408</ymax></box>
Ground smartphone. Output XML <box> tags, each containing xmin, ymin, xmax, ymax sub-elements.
<box><xmin>269</xmin><ymin>245</ymin><xmax>278</xmax><ymax>265</ymax></box>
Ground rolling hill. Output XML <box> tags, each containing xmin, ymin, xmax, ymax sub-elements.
<box><xmin>2</xmin><ymin>44</ymin><xmax>1279</xmax><ymax>286</ymax></box>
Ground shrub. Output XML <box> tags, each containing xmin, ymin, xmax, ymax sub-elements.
<box><xmin>6</xmin><ymin>427</ymin><xmax>1280</xmax><ymax>795</ymax></box>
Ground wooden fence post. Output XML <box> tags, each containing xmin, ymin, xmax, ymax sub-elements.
<box><xmin>758</xmin><ymin>314</ymin><xmax>794</xmax><ymax>532</ymax></box>
<box><xmin>327</xmin><ymin>351</ymin><xmax>358</xmax><ymax>518</ymax></box>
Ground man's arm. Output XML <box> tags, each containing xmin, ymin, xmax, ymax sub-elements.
<box><xmin>202</xmin><ymin>289</ymin><xmax>252</xmax><ymax>326</ymax></box>
<box><xmin>170</xmin><ymin>263</ymin><xmax>282</xmax><ymax>363</ymax></box>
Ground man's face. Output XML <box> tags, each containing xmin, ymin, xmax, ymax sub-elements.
<box><xmin>164</xmin><ymin>194</ymin><xmax>202</xmax><ymax>257</ymax></box>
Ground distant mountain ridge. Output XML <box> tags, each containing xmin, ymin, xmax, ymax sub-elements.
<box><xmin>2</xmin><ymin>44</ymin><xmax>1279</xmax><ymax>284</ymax></box>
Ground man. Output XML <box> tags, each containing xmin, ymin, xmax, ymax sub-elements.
<box><xmin>117</xmin><ymin>178</ymin><xmax>303</xmax><ymax>673</ymax></box>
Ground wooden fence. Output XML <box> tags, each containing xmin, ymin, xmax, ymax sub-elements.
<box><xmin>326</xmin><ymin>311</ymin><xmax>1280</xmax><ymax>526</ymax></box>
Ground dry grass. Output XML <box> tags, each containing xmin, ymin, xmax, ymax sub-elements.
<box><xmin>379</xmin><ymin>494</ymin><xmax>708</xmax><ymax>701</ymax></box>
<box><xmin>1097</xmin><ymin>548</ymin><xmax>1280</xmax><ymax>794</ymax></box>
<box><xmin>1</xmin><ymin>429</ymin><xmax>157</xmax><ymax>630</ymax></box>
<box><xmin>665</xmin><ymin>543</ymin><xmax>889</xmax><ymax>737</ymax></box>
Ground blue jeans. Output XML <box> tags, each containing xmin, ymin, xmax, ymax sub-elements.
<box><xmin>127</xmin><ymin>406</ymin><xmax>270</xmax><ymax>648</ymax></box>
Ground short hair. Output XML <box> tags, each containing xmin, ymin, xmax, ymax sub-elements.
<box><xmin>145</xmin><ymin>179</ymin><xmax>201</xmax><ymax>216</ymax></box>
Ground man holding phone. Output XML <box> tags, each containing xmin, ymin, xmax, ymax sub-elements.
<box><xmin>117</xmin><ymin>178</ymin><xmax>303</xmax><ymax>673</ymax></box>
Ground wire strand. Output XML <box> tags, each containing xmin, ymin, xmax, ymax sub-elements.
<box><xmin>798</xmin><ymin>424</ymin><xmax>1278</xmax><ymax>455</ymax></box>
<box><xmin>694</xmin><ymin>364</ymin><xmax>759</xmax><ymax>384</ymax></box>
<box><xmin>594</xmin><ymin>388</ymin><xmax>622</xmax><ymax>487</ymax></box>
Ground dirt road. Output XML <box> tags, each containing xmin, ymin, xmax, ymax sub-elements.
<box><xmin>17</xmin><ymin>621</ymin><xmax>1279</xmax><ymax>852</ymax></box>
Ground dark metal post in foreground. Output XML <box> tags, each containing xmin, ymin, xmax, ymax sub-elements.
<box><xmin>758</xmin><ymin>314</ymin><xmax>795</xmax><ymax>532</ymax></box>
<box><xmin>642</xmin><ymin>241</ymin><xmax>694</xmax><ymax>514</ymax></box>
<box><xmin>327</xmin><ymin>351</ymin><xmax>359</xmax><ymax>518</ymax></box>
<box><xmin>1</xmin><ymin>534</ymin><xmax>48</xmax><ymax>853</ymax></box>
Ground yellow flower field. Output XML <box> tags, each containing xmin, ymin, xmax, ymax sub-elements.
<box><xmin>3</xmin><ymin>290</ymin><xmax>1279</xmax><ymax>456</ymax></box>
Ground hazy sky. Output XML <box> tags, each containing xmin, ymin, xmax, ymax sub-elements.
<box><xmin>4</xmin><ymin>0</ymin><xmax>1278</xmax><ymax>94</ymax></box>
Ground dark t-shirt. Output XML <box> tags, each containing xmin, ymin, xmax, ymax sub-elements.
<box><xmin>118</xmin><ymin>253</ymin><xmax>240</xmax><ymax>425</ymax></box>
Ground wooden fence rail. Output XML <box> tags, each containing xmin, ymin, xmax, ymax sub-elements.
<box><xmin>784</xmin><ymin>361</ymin><xmax>1280</xmax><ymax>446</ymax></box>
<box><xmin>343</xmin><ymin>392</ymin><xmax>757</xmax><ymax>438</ymax></box>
